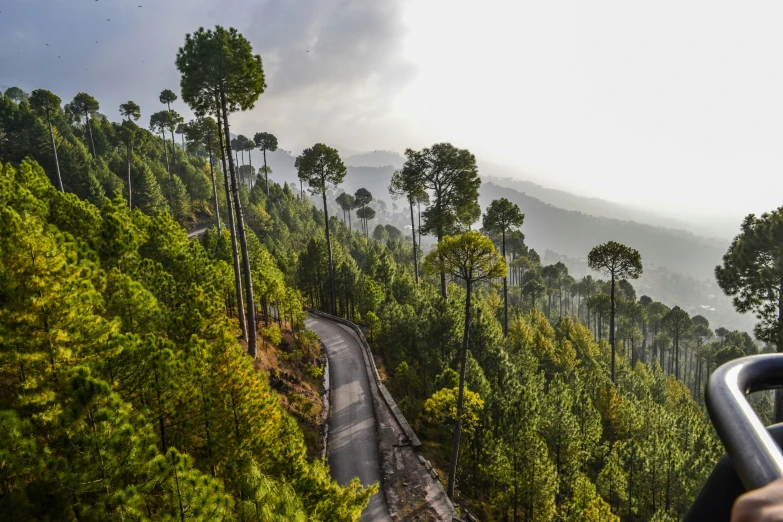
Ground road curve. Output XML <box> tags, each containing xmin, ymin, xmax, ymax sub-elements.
<box><xmin>304</xmin><ymin>315</ymin><xmax>393</xmax><ymax>522</ymax></box>
<box><xmin>187</xmin><ymin>226</ymin><xmax>209</xmax><ymax>239</ymax></box>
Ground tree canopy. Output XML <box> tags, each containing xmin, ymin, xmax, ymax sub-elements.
<box><xmin>176</xmin><ymin>26</ymin><xmax>266</xmax><ymax>116</ymax></box>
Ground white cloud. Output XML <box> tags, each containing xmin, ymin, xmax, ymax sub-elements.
<box><xmin>2</xmin><ymin>0</ymin><xmax>782</xmax><ymax>226</ymax></box>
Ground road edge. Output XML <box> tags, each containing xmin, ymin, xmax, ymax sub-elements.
<box><xmin>306</xmin><ymin>308</ymin><xmax>459</xmax><ymax>521</ymax></box>
<box><xmin>305</xmin><ymin>307</ymin><xmax>421</xmax><ymax>447</ymax></box>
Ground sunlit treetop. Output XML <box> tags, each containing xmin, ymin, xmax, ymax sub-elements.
<box><xmin>176</xmin><ymin>26</ymin><xmax>266</xmax><ymax>116</ymax></box>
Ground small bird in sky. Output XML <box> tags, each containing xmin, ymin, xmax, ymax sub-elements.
<box><xmin>46</xmin><ymin>43</ymin><xmax>49</xmax><ymax>46</ymax></box>
<box><xmin>107</xmin><ymin>18</ymin><xmax>110</xmax><ymax>21</ymax></box>
<box><xmin>58</xmin><ymin>56</ymin><xmax>61</xmax><ymax>59</ymax></box>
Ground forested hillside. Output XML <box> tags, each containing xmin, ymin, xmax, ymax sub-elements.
<box><xmin>0</xmin><ymin>62</ymin><xmax>374</xmax><ymax>518</ymax></box>
<box><xmin>0</xmin><ymin>159</ymin><xmax>372</xmax><ymax>520</ymax></box>
<box><xmin>2</xmin><ymin>24</ymin><xmax>782</xmax><ymax>522</ymax></box>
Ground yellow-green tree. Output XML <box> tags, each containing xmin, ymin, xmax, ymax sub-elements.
<box><xmin>424</xmin><ymin>231</ymin><xmax>506</xmax><ymax>499</ymax></box>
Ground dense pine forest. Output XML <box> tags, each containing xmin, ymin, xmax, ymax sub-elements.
<box><xmin>1</xmin><ymin>25</ymin><xmax>782</xmax><ymax>522</ymax></box>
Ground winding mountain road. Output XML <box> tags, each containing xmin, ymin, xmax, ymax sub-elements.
<box><xmin>187</xmin><ymin>226</ymin><xmax>209</xmax><ymax>239</ymax></box>
<box><xmin>304</xmin><ymin>315</ymin><xmax>393</xmax><ymax>522</ymax></box>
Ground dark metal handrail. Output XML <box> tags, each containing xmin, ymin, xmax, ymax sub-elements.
<box><xmin>706</xmin><ymin>354</ymin><xmax>783</xmax><ymax>490</ymax></box>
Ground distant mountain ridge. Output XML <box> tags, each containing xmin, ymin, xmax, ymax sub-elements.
<box><xmin>325</xmin><ymin>150</ymin><xmax>740</xmax><ymax>240</ymax></box>
<box><xmin>261</xmin><ymin>148</ymin><xmax>729</xmax><ymax>280</ymax></box>
<box><xmin>344</xmin><ymin>150</ymin><xmax>405</xmax><ymax>169</ymax></box>
<box><xmin>479</xmin><ymin>181</ymin><xmax>727</xmax><ymax>281</ymax></box>
<box><xmin>481</xmin><ymin>173</ymin><xmax>736</xmax><ymax>241</ymax></box>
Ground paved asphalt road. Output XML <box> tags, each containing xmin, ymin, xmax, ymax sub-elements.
<box><xmin>187</xmin><ymin>226</ymin><xmax>209</xmax><ymax>239</ymax></box>
<box><xmin>304</xmin><ymin>315</ymin><xmax>393</xmax><ymax>522</ymax></box>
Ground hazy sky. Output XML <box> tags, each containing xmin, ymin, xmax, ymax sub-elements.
<box><xmin>1</xmin><ymin>0</ymin><xmax>782</xmax><ymax>224</ymax></box>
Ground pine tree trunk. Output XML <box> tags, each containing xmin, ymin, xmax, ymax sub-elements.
<box><xmin>127</xmin><ymin>138</ymin><xmax>132</xmax><ymax>209</ymax></box>
<box><xmin>587</xmin><ymin>292</ymin><xmax>592</xmax><ymax>330</ymax></box>
<box><xmin>610</xmin><ymin>273</ymin><xmax>616</xmax><ymax>383</ymax></box>
<box><xmin>220</xmin><ymin>88</ymin><xmax>257</xmax><ymax>358</ymax></box>
<box><xmin>161</xmin><ymin>131</ymin><xmax>170</xmax><ymax>174</ymax></box>
<box><xmin>502</xmin><ymin>229</ymin><xmax>509</xmax><ymax>336</ymax></box>
<box><xmin>86</xmin><ymin>113</ymin><xmax>97</xmax><ymax>159</ymax></box>
<box><xmin>263</xmin><ymin>147</ymin><xmax>269</xmax><ymax>197</ymax></box>
<box><xmin>167</xmin><ymin>102</ymin><xmax>178</xmax><ymax>177</ymax></box>
<box><xmin>438</xmin><ymin>226</ymin><xmax>447</xmax><ymax>299</ymax></box>
<box><xmin>206</xmin><ymin>131</ymin><xmax>221</xmax><ymax>233</ymax></box>
<box><xmin>447</xmin><ymin>279</ymin><xmax>471</xmax><ymax>500</ymax></box>
<box><xmin>417</xmin><ymin>201</ymin><xmax>422</xmax><ymax>250</ymax></box>
<box><xmin>215</xmin><ymin>95</ymin><xmax>246</xmax><ymax>341</ymax></box>
<box><xmin>410</xmin><ymin>199</ymin><xmax>419</xmax><ymax>285</ymax></box>
<box><xmin>559</xmin><ymin>280</ymin><xmax>563</xmax><ymax>318</ymax></box>
<box><xmin>160</xmin><ymin>131</ymin><xmax>174</xmax><ymax>208</ymax></box>
<box><xmin>322</xmin><ymin>191</ymin><xmax>337</xmax><ymax>315</ymax></box>
<box><xmin>675</xmin><ymin>331</ymin><xmax>680</xmax><ymax>380</ymax></box>
<box><xmin>46</xmin><ymin>114</ymin><xmax>63</xmax><ymax>192</ymax></box>
<box><xmin>660</xmin><ymin>335</ymin><xmax>666</xmax><ymax>373</ymax></box>
<box><xmin>248</xmin><ymin>148</ymin><xmax>253</xmax><ymax>188</ymax></box>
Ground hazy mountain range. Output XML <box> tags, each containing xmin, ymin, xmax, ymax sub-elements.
<box><xmin>256</xmin><ymin>148</ymin><xmax>753</xmax><ymax>333</ymax></box>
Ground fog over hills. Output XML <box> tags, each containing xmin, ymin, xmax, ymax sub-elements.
<box><xmin>298</xmin><ymin>149</ymin><xmax>745</xmax><ymax>241</ymax></box>
<box><xmin>344</xmin><ymin>150</ymin><xmax>405</xmax><ymax>169</ymax></box>
<box><xmin>478</xmin><ymin>181</ymin><xmax>727</xmax><ymax>281</ymax></box>
<box><xmin>257</xmin><ymin>147</ymin><xmax>754</xmax><ymax>331</ymax></box>
<box><xmin>262</xmin><ymin>148</ymin><xmax>733</xmax><ymax>280</ymax></box>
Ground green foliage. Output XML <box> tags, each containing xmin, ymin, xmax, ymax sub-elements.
<box><xmin>0</xmin><ymin>65</ymin><xmax>757</xmax><ymax>521</ymax></box>
<box><xmin>254</xmin><ymin>131</ymin><xmax>278</xmax><ymax>153</ymax></box>
<box><xmin>29</xmin><ymin>89</ymin><xmax>61</xmax><ymax>117</ymax></box>
<box><xmin>716</xmin><ymin>208</ymin><xmax>783</xmax><ymax>350</ymax></box>
<box><xmin>587</xmin><ymin>241</ymin><xmax>643</xmax><ymax>282</ymax></box>
<box><xmin>4</xmin><ymin>86</ymin><xmax>27</xmax><ymax>102</ymax></box>
<box><xmin>423</xmin><ymin>386</ymin><xmax>484</xmax><ymax>431</ymax></box>
<box><xmin>297</xmin><ymin>143</ymin><xmax>347</xmax><ymax>194</ymax></box>
<box><xmin>176</xmin><ymin>26</ymin><xmax>266</xmax><ymax>115</ymax></box>
<box><xmin>483</xmin><ymin>197</ymin><xmax>525</xmax><ymax>239</ymax></box>
<box><xmin>405</xmin><ymin>143</ymin><xmax>481</xmax><ymax>239</ymax></box>
<box><xmin>0</xmin><ymin>159</ymin><xmax>372</xmax><ymax>520</ymax></box>
<box><xmin>424</xmin><ymin>231</ymin><xmax>507</xmax><ymax>284</ymax></box>
<box><xmin>365</xmin><ymin>311</ymin><xmax>381</xmax><ymax>342</ymax></box>
<box><xmin>119</xmin><ymin>100</ymin><xmax>141</xmax><ymax>121</ymax></box>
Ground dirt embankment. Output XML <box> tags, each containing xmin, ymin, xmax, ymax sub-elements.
<box><xmin>254</xmin><ymin>323</ymin><xmax>326</xmax><ymax>459</ymax></box>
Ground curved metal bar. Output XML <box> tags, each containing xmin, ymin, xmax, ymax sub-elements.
<box><xmin>706</xmin><ymin>354</ymin><xmax>783</xmax><ymax>490</ymax></box>
<box><xmin>686</xmin><ymin>423</ymin><xmax>783</xmax><ymax>521</ymax></box>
